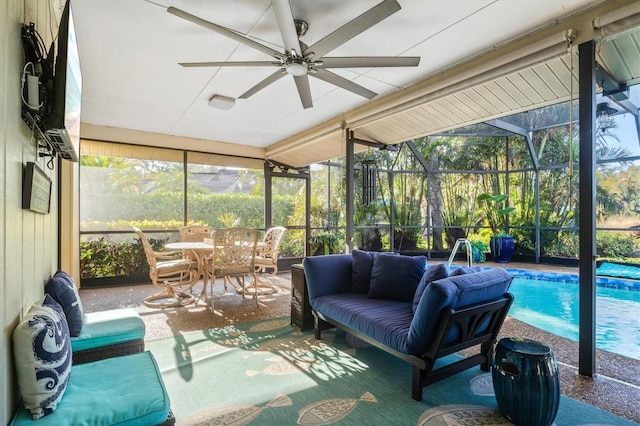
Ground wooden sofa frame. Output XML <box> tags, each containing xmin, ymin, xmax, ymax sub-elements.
<box><xmin>313</xmin><ymin>293</ymin><xmax>514</xmax><ymax>401</ymax></box>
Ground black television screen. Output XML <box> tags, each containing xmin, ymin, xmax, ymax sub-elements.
<box><xmin>44</xmin><ymin>0</ymin><xmax>82</xmax><ymax>162</ymax></box>
<box><xmin>22</xmin><ymin>162</ymin><xmax>52</xmax><ymax>214</ymax></box>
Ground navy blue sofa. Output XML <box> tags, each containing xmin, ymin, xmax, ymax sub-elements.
<box><xmin>303</xmin><ymin>251</ymin><xmax>514</xmax><ymax>400</ymax></box>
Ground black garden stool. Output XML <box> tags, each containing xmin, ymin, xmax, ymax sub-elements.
<box><xmin>492</xmin><ymin>337</ymin><xmax>560</xmax><ymax>426</ymax></box>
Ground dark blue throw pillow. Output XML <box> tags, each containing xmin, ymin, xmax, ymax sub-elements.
<box><xmin>368</xmin><ymin>254</ymin><xmax>427</xmax><ymax>302</ymax></box>
<box><xmin>412</xmin><ymin>263</ymin><xmax>450</xmax><ymax>314</ymax></box>
<box><xmin>45</xmin><ymin>271</ymin><xmax>84</xmax><ymax>337</ymax></box>
<box><xmin>351</xmin><ymin>250</ymin><xmax>378</xmax><ymax>293</ymax></box>
<box><xmin>351</xmin><ymin>250</ymin><xmax>398</xmax><ymax>293</ymax></box>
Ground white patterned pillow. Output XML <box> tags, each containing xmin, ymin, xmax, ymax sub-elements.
<box><xmin>12</xmin><ymin>294</ymin><xmax>72</xmax><ymax>419</ymax></box>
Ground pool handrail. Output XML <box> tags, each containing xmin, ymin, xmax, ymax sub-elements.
<box><xmin>448</xmin><ymin>238</ymin><xmax>473</xmax><ymax>267</ymax></box>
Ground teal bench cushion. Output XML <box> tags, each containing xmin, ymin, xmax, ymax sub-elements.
<box><xmin>11</xmin><ymin>351</ymin><xmax>170</xmax><ymax>426</ymax></box>
<box><xmin>71</xmin><ymin>308</ymin><xmax>145</xmax><ymax>352</ymax></box>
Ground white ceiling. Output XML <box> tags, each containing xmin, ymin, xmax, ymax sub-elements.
<box><xmin>71</xmin><ymin>0</ymin><xmax>638</xmax><ymax>166</ymax></box>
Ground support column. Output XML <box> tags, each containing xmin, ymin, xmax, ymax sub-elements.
<box><xmin>264</xmin><ymin>161</ymin><xmax>273</xmax><ymax>230</ymax></box>
<box><xmin>578</xmin><ymin>40</ymin><xmax>596</xmax><ymax>377</ymax></box>
<box><xmin>346</xmin><ymin>130</ymin><xmax>355</xmax><ymax>252</ymax></box>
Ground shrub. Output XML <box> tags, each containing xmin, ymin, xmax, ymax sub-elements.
<box><xmin>596</xmin><ymin>231</ymin><xmax>638</xmax><ymax>258</ymax></box>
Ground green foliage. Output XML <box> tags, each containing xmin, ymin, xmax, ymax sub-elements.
<box><xmin>465</xmin><ymin>234</ymin><xmax>488</xmax><ymax>263</ymax></box>
<box><xmin>80</xmin><ymin>234</ymin><xmax>167</xmax><ymax>279</ymax></box>
<box><xmin>596</xmin><ymin>231</ymin><xmax>638</xmax><ymax>258</ymax></box>
<box><xmin>218</xmin><ymin>212</ymin><xmax>241</xmax><ymax>228</ymax></box>
<box><xmin>309</xmin><ymin>231</ymin><xmax>342</xmax><ymax>255</ymax></box>
<box><xmin>476</xmin><ymin>193</ymin><xmax>516</xmax><ymax>235</ymax></box>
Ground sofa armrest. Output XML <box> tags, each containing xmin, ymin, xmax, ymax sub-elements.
<box><xmin>303</xmin><ymin>254</ymin><xmax>353</xmax><ymax>300</ymax></box>
<box><xmin>407</xmin><ymin>268</ymin><xmax>513</xmax><ymax>355</ymax></box>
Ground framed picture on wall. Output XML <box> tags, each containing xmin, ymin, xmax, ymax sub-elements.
<box><xmin>22</xmin><ymin>161</ymin><xmax>52</xmax><ymax>214</ymax></box>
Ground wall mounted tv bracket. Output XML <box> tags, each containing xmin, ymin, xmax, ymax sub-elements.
<box><xmin>21</xmin><ymin>23</ymin><xmax>56</xmax><ymax>158</ymax></box>
<box><xmin>20</xmin><ymin>23</ymin><xmax>54</xmax><ymax>126</ymax></box>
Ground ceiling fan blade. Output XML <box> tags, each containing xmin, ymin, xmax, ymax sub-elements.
<box><xmin>272</xmin><ymin>0</ymin><xmax>302</xmax><ymax>54</ymax></box>
<box><xmin>316</xmin><ymin>56</ymin><xmax>420</xmax><ymax>68</ymax></box>
<box><xmin>168</xmin><ymin>7</ymin><xmax>285</xmax><ymax>60</ymax></box>
<box><xmin>293</xmin><ymin>75</ymin><xmax>313</xmax><ymax>109</ymax></box>
<box><xmin>303</xmin><ymin>0</ymin><xmax>401</xmax><ymax>59</ymax></box>
<box><xmin>312</xmin><ymin>69</ymin><xmax>377</xmax><ymax>99</ymax></box>
<box><xmin>239</xmin><ymin>69</ymin><xmax>287</xmax><ymax>99</ymax></box>
<box><xmin>179</xmin><ymin>61</ymin><xmax>281</xmax><ymax>68</ymax></box>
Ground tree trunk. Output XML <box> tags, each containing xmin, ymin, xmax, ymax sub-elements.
<box><xmin>429</xmin><ymin>150</ymin><xmax>444</xmax><ymax>251</ymax></box>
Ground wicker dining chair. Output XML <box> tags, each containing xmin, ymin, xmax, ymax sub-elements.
<box><xmin>255</xmin><ymin>226</ymin><xmax>288</xmax><ymax>275</ymax></box>
<box><xmin>204</xmin><ymin>227</ymin><xmax>260</xmax><ymax>311</ymax></box>
<box><xmin>134</xmin><ymin>227</ymin><xmax>198</xmax><ymax>308</ymax></box>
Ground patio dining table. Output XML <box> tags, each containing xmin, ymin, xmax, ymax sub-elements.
<box><xmin>164</xmin><ymin>241</ymin><xmax>214</xmax><ymax>300</ymax></box>
<box><xmin>164</xmin><ymin>238</ymin><xmax>274</xmax><ymax>301</ymax></box>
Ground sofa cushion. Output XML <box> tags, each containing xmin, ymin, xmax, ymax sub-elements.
<box><xmin>351</xmin><ymin>250</ymin><xmax>398</xmax><ymax>293</ymax></box>
<box><xmin>312</xmin><ymin>293</ymin><xmax>414</xmax><ymax>354</ymax></box>
<box><xmin>449</xmin><ymin>266</ymin><xmax>482</xmax><ymax>277</ymax></box>
<box><xmin>304</xmin><ymin>254</ymin><xmax>354</xmax><ymax>300</ymax></box>
<box><xmin>45</xmin><ymin>271</ymin><xmax>84</xmax><ymax>337</ymax></box>
<box><xmin>12</xmin><ymin>295</ymin><xmax>72</xmax><ymax>420</ymax></box>
<box><xmin>368</xmin><ymin>254</ymin><xmax>426</xmax><ymax>302</ymax></box>
<box><xmin>412</xmin><ymin>263</ymin><xmax>449</xmax><ymax>314</ymax></box>
<box><xmin>351</xmin><ymin>250</ymin><xmax>377</xmax><ymax>292</ymax></box>
<box><xmin>10</xmin><ymin>351</ymin><xmax>171</xmax><ymax>426</ymax></box>
<box><xmin>407</xmin><ymin>268</ymin><xmax>513</xmax><ymax>355</ymax></box>
<box><xmin>70</xmin><ymin>308</ymin><xmax>146</xmax><ymax>353</ymax></box>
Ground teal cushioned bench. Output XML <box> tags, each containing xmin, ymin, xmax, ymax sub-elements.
<box><xmin>71</xmin><ymin>308</ymin><xmax>146</xmax><ymax>364</ymax></box>
<box><xmin>11</xmin><ymin>351</ymin><xmax>172</xmax><ymax>426</ymax></box>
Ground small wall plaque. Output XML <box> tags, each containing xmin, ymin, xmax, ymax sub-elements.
<box><xmin>22</xmin><ymin>162</ymin><xmax>52</xmax><ymax>214</ymax></box>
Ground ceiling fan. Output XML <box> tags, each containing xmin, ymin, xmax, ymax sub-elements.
<box><xmin>167</xmin><ymin>0</ymin><xmax>420</xmax><ymax>109</ymax></box>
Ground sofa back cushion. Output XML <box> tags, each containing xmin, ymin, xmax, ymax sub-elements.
<box><xmin>368</xmin><ymin>254</ymin><xmax>427</xmax><ymax>302</ymax></box>
<box><xmin>351</xmin><ymin>250</ymin><xmax>399</xmax><ymax>293</ymax></box>
<box><xmin>303</xmin><ymin>254</ymin><xmax>354</xmax><ymax>302</ymax></box>
<box><xmin>13</xmin><ymin>294</ymin><xmax>72</xmax><ymax>419</ymax></box>
<box><xmin>45</xmin><ymin>271</ymin><xmax>84</xmax><ymax>337</ymax></box>
<box><xmin>448</xmin><ymin>266</ymin><xmax>483</xmax><ymax>277</ymax></box>
<box><xmin>407</xmin><ymin>268</ymin><xmax>513</xmax><ymax>355</ymax></box>
<box><xmin>412</xmin><ymin>263</ymin><xmax>450</xmax><ymax>314</ymax></box>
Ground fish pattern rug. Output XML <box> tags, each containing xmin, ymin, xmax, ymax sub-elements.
<box><xmin>145</xmin><ymin>318</ymin><xmax>636</xmax><ymax>425</ymax></box>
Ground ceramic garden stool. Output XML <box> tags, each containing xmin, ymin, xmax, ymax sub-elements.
<box><xmin>492</xmin><ymin>337</ymin><xmax>560</xmax><ymax>426</ymax></box>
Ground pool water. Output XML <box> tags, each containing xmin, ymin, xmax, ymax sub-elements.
<box><xmin>507</xmin><ymin>276</ymin><xmax>640</xmax><ymax>360</ymax></box>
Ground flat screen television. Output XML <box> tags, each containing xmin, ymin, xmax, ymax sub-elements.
<box><xmin>44</xmin><ymin>0</ymin><xmax>82</xmax><ymax>162</ymax></box>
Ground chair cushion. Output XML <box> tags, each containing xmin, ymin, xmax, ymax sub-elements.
<box><xmin>70</xmin><ymin>308</ymin><xmax>145</xmax><ymax>353</ymax></box>
<box><xmin>12</xmin><ymin>295</ymin><xmax>72</xmax><ymax>420</ymax></box>
<box><xmin>368</xmin><ymin>254</ymin><xmax>427</xmax><ymax>302</ymax></box>
<box><xmin>10</xmin><ymin>351</ymin><xmax>171</xmax><ymax>426</ymax></box>
<box><xmin>156</xmin><ymin>258</ymin><xmax>193</xmax><ymax>274</ymax></box>
<box><xmin>412</xmin><ymin>263</ymin><xmax>449</xmax><ymax>314</ymax></box>
<box><xmin>45</xmin><ymin>271</ymin><xmax>84</xmax><ymax>337</ymax></box>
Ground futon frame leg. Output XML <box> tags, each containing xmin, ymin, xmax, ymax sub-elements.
<box><xmin>480</xmin><ymin>340</ymin><xmax>495</xmax><ymax>372</ymax></box>
<box><xmin>314</xmin><ymin>315</ymin><xmax>322</xmax><ymax>340</ymax></box>
<box><xmin>412</xmin><ymin>366</ymin><xmax>425</xmax><ymax>401</ymax></box>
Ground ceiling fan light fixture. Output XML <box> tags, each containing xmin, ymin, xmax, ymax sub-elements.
<box><xmin>286</xmin><ymin>60</ymin><xmax>308</xmax><ymax>76</ymax></box>
<box><xmin>208</xmin><ymin>94</ymin><xmax>236</xmax><ymax>110</ymax></box>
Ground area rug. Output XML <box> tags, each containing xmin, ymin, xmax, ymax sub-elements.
<box><xmin>146</xmin><ymin>318</ymin><xmax>636</xmax><ymax>425</ymax></box>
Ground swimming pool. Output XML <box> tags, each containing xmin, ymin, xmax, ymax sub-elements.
<box><xmin>504</xmin><ymin>269</ymin><xmax>640</xmax><ymax>360</ymax></box>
